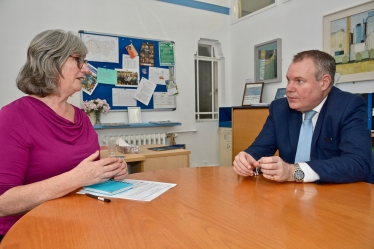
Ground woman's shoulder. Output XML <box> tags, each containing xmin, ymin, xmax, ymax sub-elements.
<box><xmin>0</xmin><ymin>97</ymin><xmax>33</xmax><ymax>132</ymax></box>
<box><xmin>0</xmin><ymin>96</ymin><xmax>31</xmax><ymax>114</ymax></box>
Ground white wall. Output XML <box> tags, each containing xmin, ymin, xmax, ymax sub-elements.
<box><xmin>0</xmin><ymin>0</ymin><xmax>231</xmax><ymax>167</ymax></box>
<box><xmin>230</xmin><ymin>0</ymin><xmax>374</xmax><ymax>106</ymax></box>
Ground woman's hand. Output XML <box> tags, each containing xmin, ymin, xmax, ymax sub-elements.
<box><xmin>111</xmin><ymin>158</ymin><xmax>128</xmax><ymax>181</ymax></box>
<box><xmin>71</xmin><ymin>151</ymin><xmax>123</xmax><ymax>186</ymax></box>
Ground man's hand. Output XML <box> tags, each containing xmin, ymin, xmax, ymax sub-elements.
<box><xmin>233</xmin><ymin>152</ymin><xmax>257</xmax><ymax>176</ymax></box>
<box><xmin>256</xmin><ymin>156</ymin><xmax>295</xmax><ymax>182</ymax></box>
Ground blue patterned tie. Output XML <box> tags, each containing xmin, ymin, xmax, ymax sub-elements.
<box><xmin>295</xmin><ymin>110</ymin><xmax>317</xmax><ymax>163</ymax></box>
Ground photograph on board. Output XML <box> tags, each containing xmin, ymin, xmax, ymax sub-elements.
<box><xmin>82</xmin><ymin>64</ymin><xmax>99</xmax><ymax>95</ymax></box>
<box><xmin>140</xmin><ymin>42</ymin><xmax>155</xmax><ymax>66</ymax></box>
<box><xmin>116</xmin><ymin>70</ymin><xmax>139</xmax><ymax>87</ymax></box>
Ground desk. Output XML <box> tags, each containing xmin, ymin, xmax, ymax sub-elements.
<box><xmin>100</xmin><ymin>144</ymin><xmax>190</xmax><ymax>173</ymax></box>
<box><xmin>1</xmin><ymin>166</ymin><xmax>373</xmax><ymax>248</ymax></box>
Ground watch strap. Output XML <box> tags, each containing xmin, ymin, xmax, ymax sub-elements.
<box><xmin>293</xmin><ymin>163</ymin><xmax>305</xmax><ymax>182</ymax></box>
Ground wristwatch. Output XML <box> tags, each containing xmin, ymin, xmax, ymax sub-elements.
<box><xmin>293</xmin><ymin>163</ymin><xmax>305</xmax><ymax>182</ymax></box>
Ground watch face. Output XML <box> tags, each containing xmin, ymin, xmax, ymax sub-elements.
<box><xmin>294</xmin><ymin>170</ymin><xmax>305</xmax><ymax>180</ymax></box>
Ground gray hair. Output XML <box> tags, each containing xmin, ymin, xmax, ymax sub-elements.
<box><xmin>292</xmin><ymin>50</ymin><xmax>336</xmax><ymax>87</ymax></box>
<box><xmin>16</xmin><ymin>29</ymin><xmax>88</xmax><ymax>97</ymax></box>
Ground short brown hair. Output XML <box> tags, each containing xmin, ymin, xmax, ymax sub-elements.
<box><xmin>16</xmin><ymin>29</ymin><xmax>88</xmax><ymax>97</ymax></box>
<box><xmin>293</xmin><ymin>50</ymin><xmax>336</xmax><ymax>86</ymax></box>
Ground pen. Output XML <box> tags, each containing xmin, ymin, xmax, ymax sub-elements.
<box><xmin>85</xmin><ymin>193</ymin><xmax>111</xmax><ymax>203</ymax></box>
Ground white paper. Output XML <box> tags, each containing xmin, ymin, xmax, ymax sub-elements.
<box><xmin>127</xmin><ymin>107</ymin><xmax>142</xmax><ymax>124</ymax></box>
<box><xmin>153</xmin><ymin>92</ymin><xmax>175</xmax><ymax>109</ymax></box>
<box><xmin>149</xmin><ymin>67</ymin><xmax>169</xmax><ymax>85</ymax></box>
<box><xmin>112</xmin><ymin>88</ymin><xmax>137</xmax><ymax>106</ymax></box>
<box><xmin>77</xmin><ymin>179</ymin><xmax>177</xmax><ymax>202</ymax></box>
<box><xmin>123</xmin><ymin>54</ymin><xmax>139</xmax><ymax>70</ymax></box>
<box><xmin>134</xmin><ymin>77</ymin><xmax>157</xmax><ymax>106</ymax></box>
<box><xmin>81</xmin><ymin>34</ymin><xmax>119</xmax><ymax>63</ymax></box>
<box><xmin>118</xmin><ymin>138</ymin><xmax>130</xmax><ymax>147</ymax></box>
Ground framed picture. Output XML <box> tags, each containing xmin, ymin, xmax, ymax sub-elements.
<box><xmin>127</xmin><ymin>107</ymin><xmax>142</xmax><ymax>124</ymax></box>
<box><xmin>242</xmin><ymin>82</ymin><xmax>264</xmax><ymax>106</ymax></box>
<box><xmin>323</xmin><ymin>1</ymin><xmax>374</xmax><ymax>83</ymax></box>
<box><xmin>274</xmin><ymin>87</ymin><xmax>286</xmax><ymax>100</ymax></box>
<box><xmin>254</xmin><ymin>38</ymin><xmax>282</xmax><ymax>84</ymax></box>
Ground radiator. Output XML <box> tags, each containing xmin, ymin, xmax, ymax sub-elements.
<box><xmin>120</xmin><ymin>133</ymin><xmax>167</xmax><ymax>145</ymax></box>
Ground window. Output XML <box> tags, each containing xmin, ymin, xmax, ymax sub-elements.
<box><xmin>232</xmin><ymin>0</ymin><xmax>277</xmax><ymax>22</ymax></box>
<box><xmin>195</xmin><ymin>39</ymin><xmax>223</xmax><ymax>121</ymax></box>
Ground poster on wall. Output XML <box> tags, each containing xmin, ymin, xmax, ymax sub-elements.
<box><xmin>140</xmin><ymin>42</ymin><xmax>155</xmax><ymax>66</ymax></box>
<box><xmin>159</xmin><ymin>41</ymin><xmax>175</xmax><ymax>66</ymax></box>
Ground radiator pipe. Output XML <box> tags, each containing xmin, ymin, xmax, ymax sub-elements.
<box><xmin>166</xmin><ymin>129</ymin><xmax>197</xmax><ymax>134</ymax></box>
<box><xmin>166</xmin><ymin>129</ymin><xmax>197</xmax><ymax>145</ymax></box>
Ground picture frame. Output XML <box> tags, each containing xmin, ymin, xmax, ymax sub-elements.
<box><xmin>323</xmin><ymin>1</ymin><xmax>374</xmax><ymax>83</ymax></box>
<box><xmin>254</xmin><ymin>38</ymin><xmax>282</xmax><ymax>84</ymax></box>
<box><xmin>242</xmin><ymin>82</ymin><xmax>264</xmax><ymax>106</ymax></box>
<box><xmin>274</xmin><ymin>87</ymin><xmax>286</xmax><ymax>100</ymax></box>
<box><xmin>127</xmin><ymin>107</ymin><xmax>142</xmax><ymax>124</ymax></box>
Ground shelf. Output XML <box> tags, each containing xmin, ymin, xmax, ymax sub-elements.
<box><xmin>93</xmin><ymin>122</ymin><xmax>181</xmax><ymax>130</ymax></box>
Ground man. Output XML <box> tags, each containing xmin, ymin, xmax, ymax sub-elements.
<box><xmin>233</xmin><ymin>50</ymin><xmax>374</xmax><ymax>184</ymax></box>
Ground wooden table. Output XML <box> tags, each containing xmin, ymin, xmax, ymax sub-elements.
<box><xmin>1</xmin><ymin>166</ymin><xmax>374</xmax><ymax>248</ymax></box>
<box><xmin>100</xmin><ymin>144</ymin><xmax>190</xmax><ymax>173</ymax></box>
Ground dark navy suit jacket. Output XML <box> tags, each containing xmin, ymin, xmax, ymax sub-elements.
<box><xmin>245</xmin><ymin>87</ymin><xmax>374</xmax><ymax>183</ymax></box>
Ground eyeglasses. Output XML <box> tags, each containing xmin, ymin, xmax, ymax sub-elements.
<box><xmin>70</xmin><ymin>56</ymin><xmax>87</xmax><ymax>69</ymax></box>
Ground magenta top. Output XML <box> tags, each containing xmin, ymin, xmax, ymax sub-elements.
<box><xmin>0</xmin><ymin>96</ymin><xmax>99</xmax><ymax>235</ymax></box>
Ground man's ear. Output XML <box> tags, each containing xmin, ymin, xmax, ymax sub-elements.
<box><xmin>321</xmin><ymin>74</ymin><xmax>332</xmax><ymax>90</ymax></box>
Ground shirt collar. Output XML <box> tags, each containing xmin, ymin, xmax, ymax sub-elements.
<box><xmin>310</xmin><ymin>96</ymin><xmax>327</xmax><ymax>114</ymax></box>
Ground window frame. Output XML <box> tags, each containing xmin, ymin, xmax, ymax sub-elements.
<box><xmin>195</xmin><ymin>40</ymin><xmax>222</xmax><ymax>122</ymax></box>
<box><xmin>231</xmin><ymin>0</ymin><xmax>279</xmax><ymax>24</ymax></box>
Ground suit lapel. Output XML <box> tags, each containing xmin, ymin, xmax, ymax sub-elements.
<box><xmin>288</xmin><ymin>109</ymin><xmax>302</xmax><ymax>154</ymax></box>
<box><xmin>312</xmin><ymin>95</ymin><xmax>329</xmax><ymax>149</ymax></box>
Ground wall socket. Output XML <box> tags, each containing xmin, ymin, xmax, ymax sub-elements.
<box><xmin>203</xmin><ymin>160</ymin><xmax>207</xmax><ymax>165</ymax></box>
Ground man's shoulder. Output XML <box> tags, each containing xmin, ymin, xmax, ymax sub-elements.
<box><xmin>328</xmin><ymin>87</ymin><xmax>365</xmax><ymax>105</ymax></box>
<box><xmin>268</xmin><ymin>98</ymin><xmax>294</xmax><ymax>118</ymax></box>
<box><xmin>269</xmin><ymin>97</ymin><xmax>290</xmax><ymax>111</ymax></box>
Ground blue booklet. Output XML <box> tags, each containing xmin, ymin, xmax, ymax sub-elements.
<box><xmin>83</xmin><ymin>180</ymin><xmax>133</xmax><ymax>196</ymax></box>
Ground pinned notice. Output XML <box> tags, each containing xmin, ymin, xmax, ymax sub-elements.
<box><xmin>134</xmin><ymin>77</ymin><xmax>156</xmax><ymax>106</ymax></box>
<box><xmin>97</xmin><ymin>68</ymin><xmax>117</xmax><ymax>85</ymax></box>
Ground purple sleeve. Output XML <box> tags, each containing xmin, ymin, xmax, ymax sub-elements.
<box><xmin>0</xmin><ymin>106</ymin><xmax>30</xmax><ymax>195</ymax></box>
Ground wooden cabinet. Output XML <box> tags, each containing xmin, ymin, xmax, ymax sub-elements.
<box><xmin>101</xmin><ymin>144</ymin><xmax>190</xmax><ymax>173</ymax></box>
<box><xmin>232</xmin><ymin>107</ymin><xmax>269</xmax><ymax>161</ymax></box>
<box><xmin>133</xmin><ymin>145</ymin><xmax>190</xmax><ymax>172</ymax></box>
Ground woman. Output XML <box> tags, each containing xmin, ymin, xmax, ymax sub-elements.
<box><xmin>0</xmin><ymin>30</ymin><xmax>128</xmax><ymax>240</ymax></box>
